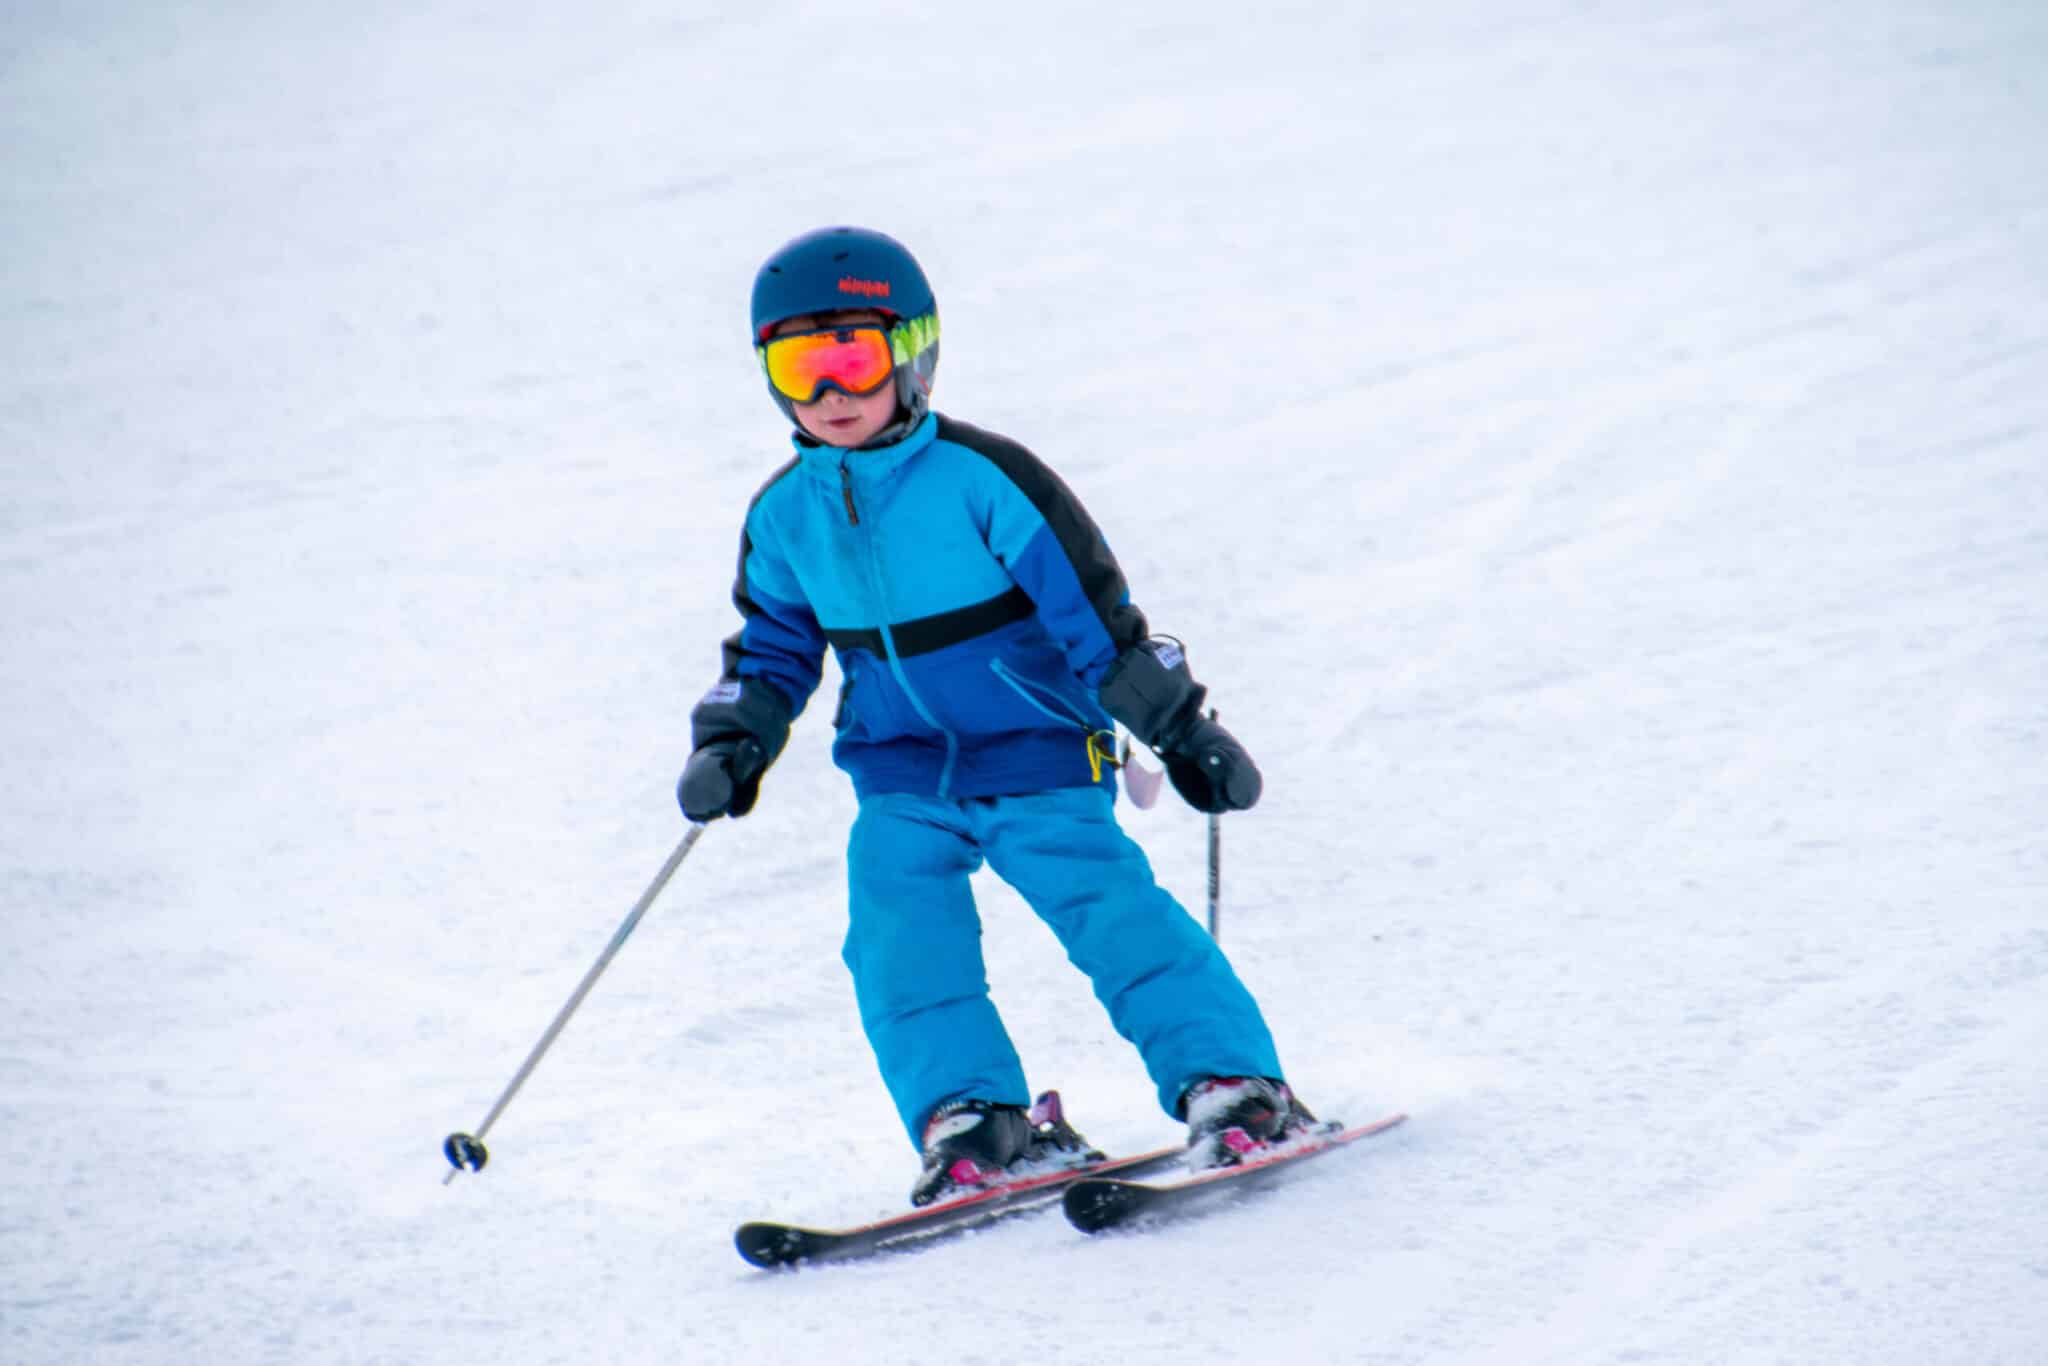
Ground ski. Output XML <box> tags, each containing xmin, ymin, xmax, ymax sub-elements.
<box><xmin>1062</xmin><ymin>1113</ymin><xmax>1408</xmax><ymax>1234</ymax></box>
<box><xmin>735</xmin><ymin>1143</ymin><xmax>1187</xmax><ymax>1269</ymax></box>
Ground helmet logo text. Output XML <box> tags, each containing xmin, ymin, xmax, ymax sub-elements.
<box><xmin>838</xmin><ymin>276</ymin><xmax>892</xmax><ymax>299</ymax></box>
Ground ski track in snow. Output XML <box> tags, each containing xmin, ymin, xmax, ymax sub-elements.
<box><xmin>5</xmin><ymin>2</ymin><xmax>2046</xmax><ymax>1363</ymax></box>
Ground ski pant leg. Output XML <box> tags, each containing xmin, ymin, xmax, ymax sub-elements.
<box><xmin>844</xmin><ymin>793</ymin><xmax>1031</xmax><ymax>1148</ymax></box>
<box><xmin>969</xmin><ymin>788</ymin><xmax>1283</xmax><ymax>1120</ymax></box>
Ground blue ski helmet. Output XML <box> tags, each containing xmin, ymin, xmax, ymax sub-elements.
<box><xmin>750</xmin><ymin>226</ymin><xmax>940</xmax><ymax>431</ymax></box>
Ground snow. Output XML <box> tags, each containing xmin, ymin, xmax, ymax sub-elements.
<box><xmin>4</xmin><ymin>1</ymin><xmax>2045</xmax><ymax>1361</ymax></box>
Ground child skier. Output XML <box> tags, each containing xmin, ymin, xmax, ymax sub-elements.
<box><xmin>680</xmin><ymin>225</ymin><xmax>1318</xmax><ymax>1204</ymax></box>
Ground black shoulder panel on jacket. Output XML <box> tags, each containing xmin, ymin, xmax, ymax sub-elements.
<box><xmin>722</xmin><ymin>454</ymin><xmax>805</xmax><ymax>680</ymax></box>
<box><xmin>935</xmin><ymin>414</ymin><xmax>1149</xmax><ymax>651</ymax></box>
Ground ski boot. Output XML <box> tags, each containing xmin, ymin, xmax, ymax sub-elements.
<box><xmin>1182</xmin><ymin>1076</ymin><xmax>1319</xmax><ymax>1170</ymax></box>
<box><xmin>909</xmin><ymin>1090</ymin><xmax>1104</xmax><ymax>1206</ymax></box>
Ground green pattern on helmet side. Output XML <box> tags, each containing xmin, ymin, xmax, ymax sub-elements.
<box><xmin>890</xmin><ymin>312</ymin><xmax>940</xmax><ymax>365</ymax></box>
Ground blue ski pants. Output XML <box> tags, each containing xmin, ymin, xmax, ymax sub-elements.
<box><xmin>842</xmin><ymin>787</ymin><xmax>1283</xmax><ymax>1148</ymax></box>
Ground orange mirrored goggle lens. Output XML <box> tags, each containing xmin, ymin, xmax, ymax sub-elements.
<box><xmin>760</xmin><ymin>327</ymin><xmax>895</xmax><ymax>403</ymax></box>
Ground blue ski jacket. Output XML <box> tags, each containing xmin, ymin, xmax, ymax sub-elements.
<box><xmin>714</xmin><ymin>412</ymin><xmax>1151</xmax><ymax>800</ymax></box>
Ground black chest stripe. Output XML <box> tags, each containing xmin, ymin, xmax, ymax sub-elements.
<box><xmin>826</xmin><ymin>584</ymin><xmax>1036</xmax><ymax>659</ymax></box>
<box><xmin>932</xmin><ymin>415</ymin><xmax>1149</xmax><ymax>652</ymax></box>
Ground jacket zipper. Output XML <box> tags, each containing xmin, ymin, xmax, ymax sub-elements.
<box><xmin>839</xmin><ymin>456</ymin><xmax>958</xmax><ymax>796</ymax></box>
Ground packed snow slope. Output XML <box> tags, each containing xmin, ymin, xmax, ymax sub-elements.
<box><xmin>5</xmin><ymin>2</ymin><xmax>2045</xmax><ymax>1362</ymax></box>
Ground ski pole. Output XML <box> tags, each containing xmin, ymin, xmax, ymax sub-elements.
<box><xmin>1206</xmin><ymin>709</ymin><xmax>1221</xmax><ymax>940</ymax></box>
<box><xmin>442</xmin><ymin>822</ymin><xmax>709</xmax><ymax>1183</ymax></box>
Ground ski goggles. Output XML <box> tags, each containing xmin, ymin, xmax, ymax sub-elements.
<box><xmin>758</xmin><ymin>324</ymin><xmax>896</xmax><ymax>404</ymax></box>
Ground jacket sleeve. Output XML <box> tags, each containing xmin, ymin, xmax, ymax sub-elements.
<box><xmin>717</xmin><ymin>488</ymin><xmax>826</xmax><ymax>718</ymax></box>
<box><xmin>947</xmin><ymin>419</ymin><xmax>1150</xmax><ymax>688</ymax></box>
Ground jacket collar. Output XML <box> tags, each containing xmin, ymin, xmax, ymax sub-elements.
<box><xmin>792</xmin><ymin>411</ymin><xmax>940</xmax><ymax>487</ymax></box>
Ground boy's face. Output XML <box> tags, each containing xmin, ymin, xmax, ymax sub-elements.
<box><xmin>770</xmin><ymin>310</ymin><xmax>901</xmax><ymax>449</ymax></box>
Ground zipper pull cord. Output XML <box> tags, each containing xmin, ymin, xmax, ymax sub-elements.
<box><xmin>840</xmin><ymin>461</ymin><xmax>859</xmax><ymax>525</ymax></box>
<box><xmin>1086</xmin><ymin>729</ymin><xmax>1122</xmax><ymax>783</ymax></box>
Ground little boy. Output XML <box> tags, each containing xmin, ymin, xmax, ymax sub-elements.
<box><xmin>680</xmin><ymin>225</ymin><xmax>1318</xmax><ymax>1204</ymax></box>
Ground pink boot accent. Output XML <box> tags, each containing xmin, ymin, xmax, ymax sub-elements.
<box><xmin>1219</xmin><ymin>1127</ymin><xmax>1261</xmax><ymax>1157</ymax></box>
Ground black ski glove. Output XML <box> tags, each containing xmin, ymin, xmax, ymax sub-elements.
<box><xmin>677</xmin><ymin>678</ymin><xmax>793</xmax><ymax>822</ymax></box>
<box><xmin>1097</xmin><ymin>639</ymin><xmax>1262</xmax><ymax>814</ymax></box>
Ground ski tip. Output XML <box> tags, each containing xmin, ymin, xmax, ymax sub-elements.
<box><xmin>1062</xmin><ymin>1178</ymin><xmax>1149</xmax><ymax>1235</ymax></box>
<box><xmin>734</xmin><ymin>1222</ymin><xmax>815</xmax><ymax>1269</ymax></box>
